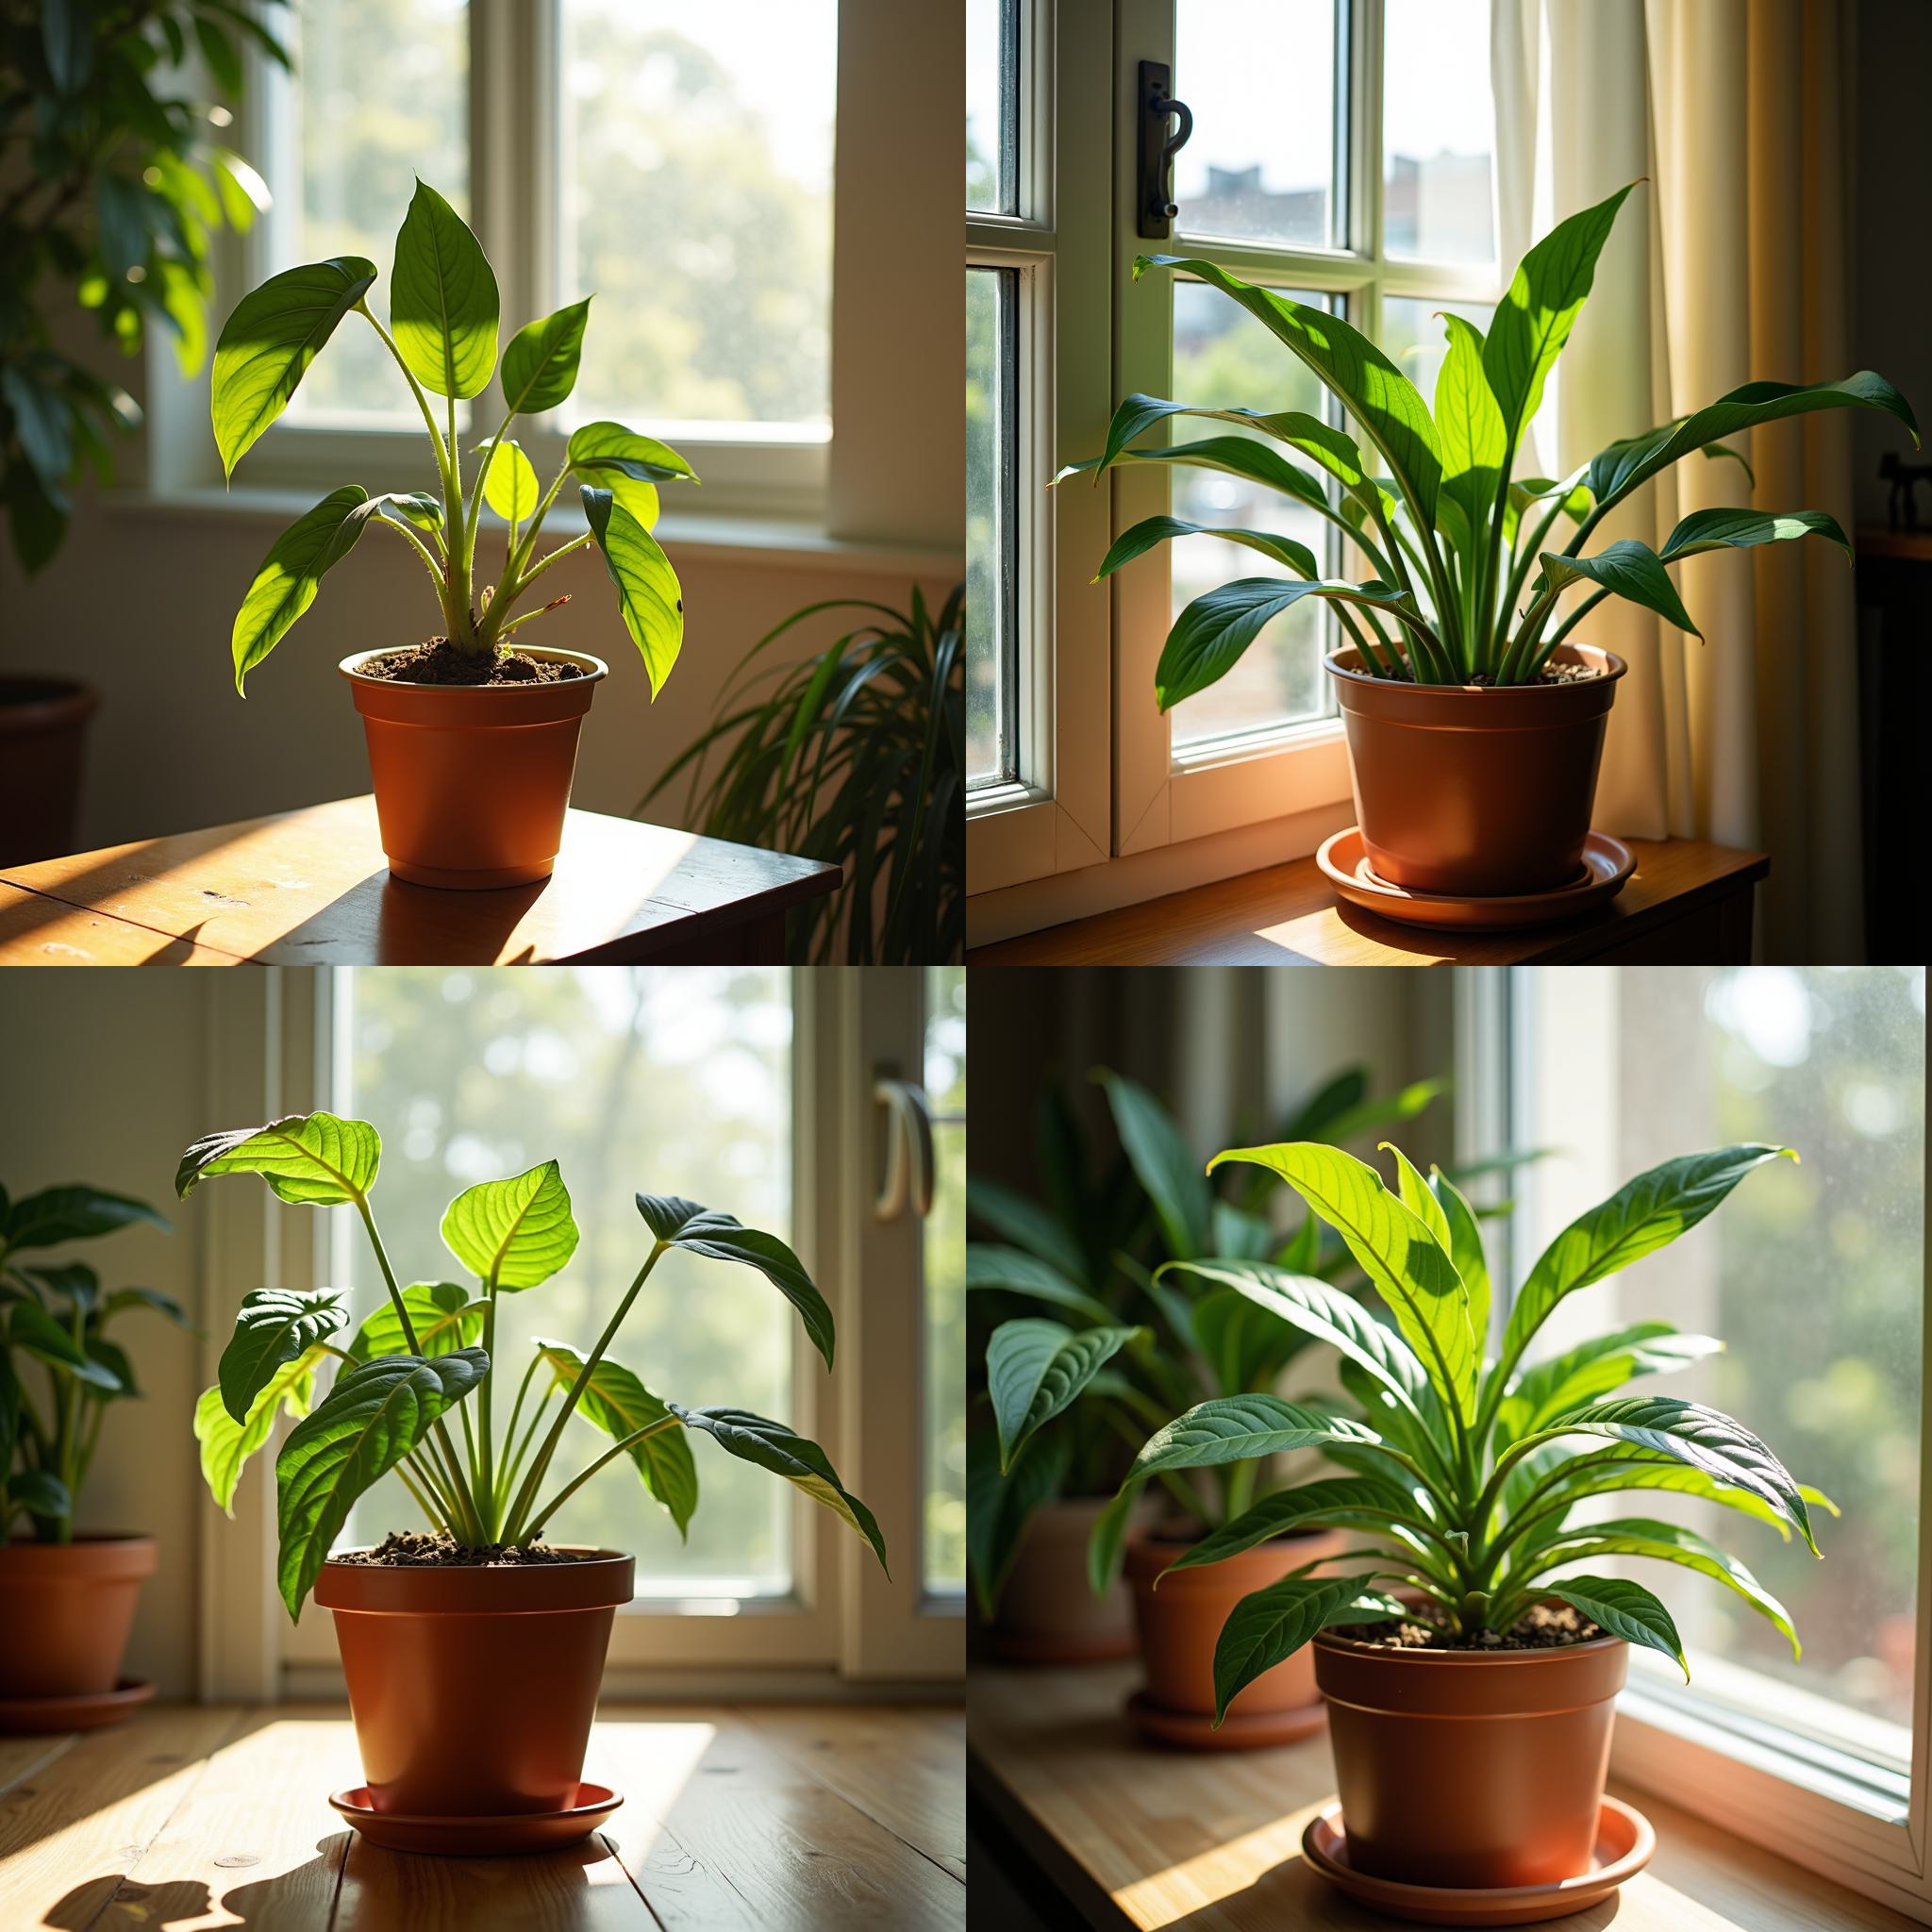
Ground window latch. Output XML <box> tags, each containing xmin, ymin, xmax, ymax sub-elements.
<box><xmin>874</xmin><ymin>1078</ymin><xmax>934</xmax><ymax>1222</ymax></box>
<box><xmin>1138</xmin><ymin>60</ymin><xmax>1193</xmax><ymax>239</ymax></box>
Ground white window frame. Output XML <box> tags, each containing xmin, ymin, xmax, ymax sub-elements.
<box><xmin>1460</xmin><ymin>966</ymin><xmax>1932</xmax><ymax>1923</ymax></box>
<box><xmin>195</xmin><ymin>969</ymin><xmax>961</xmax><ymax>1701</ymax></box>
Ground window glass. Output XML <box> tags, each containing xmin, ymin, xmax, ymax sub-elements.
<box><xmin>966</xmin><ymin>267</ymin><xmax>1017</xmax><ymax>786</ymax></box>
<box><xmin>1383</xmin><ymin>0</ymin><xmax>1495</xmax><ymax>264</ymax></box>
<box><xmin>1169</xmin><ymin>282</ymin><xmax>1335</xmax><ymax>752</ymax></box>
<box><xmin>1175</xmin><ymin>0</ymin><xmax>1337</xmax><ymax>250</ymax></box>
<box><xmin>925</xmin><ymin>967</ymin><xmax>967</xmax><ymax>1592</ymax></box>
<box><xmin>966</xmin><ymin>0</ymin><xmax>1016</xmax><ymax>214</ymax></box>
<box><xmin>558</xmin><ymin>1</ymin><xmax>834</xmax><ymax>434</ymax></box>
<box><xmin>1379</xmin><ymin>296</ymin><xmax>1497</xmax><ymax>410</ymax></box>
<box><xmin>331</xmin><ymin>968</ymin><xmax>795</xmax><ymax>1601</ymax></box>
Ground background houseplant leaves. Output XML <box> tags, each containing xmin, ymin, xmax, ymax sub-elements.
<box><xmin>3</xmin><ymin>1185</ymin><xmax>169</xmax><ymax>1251</ymax></box>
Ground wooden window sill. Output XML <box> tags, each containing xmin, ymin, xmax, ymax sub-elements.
<box><xmin>969</xmin><ymin>1662</ymin><xmax>1918</xmax><ymax>1931</ymax></box>
<box><xmin>0</xmin><ymin>1700</ymin><xmax>964</xmax><ymax>1929</ymax></box>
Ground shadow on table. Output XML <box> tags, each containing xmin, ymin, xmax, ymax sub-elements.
<box><xmin>240</xmin><ymin>871</ymin><xmax>546</xmax><ymax>965</ymax></box>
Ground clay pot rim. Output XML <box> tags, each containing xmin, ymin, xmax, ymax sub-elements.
<box><xmin>0</xmin><ymin>1532</ymin><xmax>158</xmax><ymax>1576</ymax></box>
<box><xmin>339</xmin><ymin>645</ymin><xmax>609</xmax><ymax>691</ymax></box>
<box><xmin>313</xmin><ymin>1544</ymin><xmax>635</xmax><ymax>1614</ymax></box>
<box><xmin>1325</xmin><ymin>641</ymin><xmax>1628</xmax><ymax>697</ymax></box>
<box><xmin>0</xmin><ymin>674</ymin><xmax>100</xmax><ymax>734</ymax></box>
<box><xmin>1313</xmin><ymin>1623</ymin><xmax>1627</xmax><ymax>1666</ymax></box>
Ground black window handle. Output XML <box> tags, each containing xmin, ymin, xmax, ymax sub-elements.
<box><xmin>1138</xmin><ymin>60</ymin><xmax>1193</xmax><ymax>240</ymax></box>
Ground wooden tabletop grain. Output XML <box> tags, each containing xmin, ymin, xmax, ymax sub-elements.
<box><xmin>0</xmin><ymin>796</ymin><xmax>840</xmax><ymax>967</ymax></box>
<box><xmin>0</xmin><ymin>1700</ymin><xmax>963</xmax><ymax>1930</ymax></box>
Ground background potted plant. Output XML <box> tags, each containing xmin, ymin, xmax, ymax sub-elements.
<box><xmin>1109</xmin><ymin>1137</ymin><xmax>1830</xmax><ymax>1902</ymax></box>
<box><xmin>211</xmin><ymin>179</ymin><xmax>696</xmax><ymax>890</ymax></box>
<box><xmin>178</xmin><ymin>1109</ymin><xmax>884</xmax><ymax>1852</ymax></box>
<box><xmin>0</xmin><ymin>1179</ymin><xmax>184</xmax><ymax>1730</ymax></box>
<box><xmin>1061</xmin><ymin>182</ymin><xmax>1920</xmax><ymax>900</ymax></box>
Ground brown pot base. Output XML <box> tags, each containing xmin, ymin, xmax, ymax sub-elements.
<box><xmin>1301</xmin><ymin>1794</ymin><xmax>1656</xmax><ymax>1926</ymax></box>
<box><xmin>329</xmin><ymin>1781</ymin><xmax>622</xmax><ymax>1856</ymax></box>
<box><xmin>388</xmin><ymin>856</ymin><xmax>557</xmax><ymax>891</ymax></box>
<box><xmin>1319</xmin><ymin>826</ymin><xmax>1635</xmax><ymax>931</ymax></box>
<box><xmin>1124</xmin><ymin>1687</ymin><xmax>1326</xmax><ymax>1751</ymax></box>
<box><xmin>991</xmin><ymin>1624</ymin><xmax>1141</xmax><ymax>1666</ymax></box>
<box><xmin>0</xmin><ymin>1675</ymin><xmax>154</xmax><ymax>1734</ymax></box>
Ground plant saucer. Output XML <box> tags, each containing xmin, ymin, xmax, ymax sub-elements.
<box><xmin>328</xmin><ymin>1781</ymin><xmax>623</xmax><ymax>1857</ymax></box>
<box><xmin>1124</xmin><ymin>1688</ymin><xmax>1326</xmax><ymax>1751</ymax></box>
<box><xmin>0</xmin><ymin>1676</ymin><xmax>155</xmax><ymax>1735</ymax></box>
<box><xmin>1318</xmin><ymin>827</ymin><xmax>1636</xmax><ymax>931</ymax></box>
<box><xmin>1300</xmin><ymin>1793</ymin><xmax>1655</xmax><ymax>1926</ymax></box>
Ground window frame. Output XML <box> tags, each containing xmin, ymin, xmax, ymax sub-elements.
<box><xmin>195</xmin><ymin>969</ymin><xmax>960</xmax><ymax>1701</ymax></box>
<box><xmin>1459</xmin><ymin>966</ymin><xmax>1932</xmax><ymax>1921</ymax></box>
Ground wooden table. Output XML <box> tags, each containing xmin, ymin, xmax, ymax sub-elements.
<box><xmin>969</xmin><ymin>838</ymin><xmax>1766</xmax><ymax>966</ymax></box>
<box><xmin>0</xmin><ymin>797</ymin><xmax>840</xmax><ymax>966</ymax></box>
<box><xmin>970</xmin><ymin>1661</ymin><xmax>1915</xmax><ymax>1932</ymax></box>
<box><xmin>0</xmin><ymin>1700</ymin><xmax>963</xmax><ymax>1930</ymax></box>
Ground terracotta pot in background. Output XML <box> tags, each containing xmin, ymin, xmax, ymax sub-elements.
<box><xmin>340</xmin><ymin>647</ymin><xmax>608</xmax><ymax>890</ymax></box>
<box><xmin>314</xmin><ymin>1547</ymin><xmax>633</xmax><ymax>1817</ymax></box>
<box><xmin>1326</xmin><ymin>643</ymin><xmax>1627</xmax><ymax>897</ymax></box>
<box><xmin>0</xmin><ymin>1534</ymin><xmax>156</xmax><ymax>1700</ymax></box>
<box><xmin>0</xmin><ymin>675</ymin><xmax>99</xmax><ymax>866</ymax></box>
<box><xmin>1123</xmin><ymin>1528</ymin><xmax>1347</xmax><ymax>1748</ymax></box>
<box><xmin>1313</xmin><ymin>1623</ymin><xmax>1628</xmax><ymax>1889</ymax></box>
<box><xmin>990</xmin><ymin>1496</ymin><xmax>1148</xmax><ymax>1665</ymax></box>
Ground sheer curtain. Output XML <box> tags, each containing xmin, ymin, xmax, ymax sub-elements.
<box><xmin>1491</xmin><ymin>0</ymin><xmax>1862</xmax><ymax>960</ymax></box>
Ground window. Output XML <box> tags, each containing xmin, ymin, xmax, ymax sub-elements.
<box><xmin>924</xmin><ymin>966</ymin><xmax>968</xmax><ymax>1593</ymax></box>
<box><xmin>967</xmin><ymin>267</ymin><xmax>1018</xmax><ymax>785</ymax></box>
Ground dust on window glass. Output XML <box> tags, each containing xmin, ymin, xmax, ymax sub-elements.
<box><xmin>1383</xmin><ymin>0</ymin><xmax>1495</xmax><ymax>265</ymax></box>
<box><xmin>558</xmin><ymin>1</ymin><xmax>833</xmax><ymax>433</ymax></box>
<box><xmin>924</xmin><ymin>967</ymin><xmax>967</xmax><ymax>1592</ymax></box>
<box><xmin>332</xmin><ymin>967</ymin><xmax>795</xmax><ymax>1600</ymax></box>
<box><xmin>1169</xmin><ymin>281</ymin><xmax>1335</xmax><ymax>753</ymax></box>
<box><xmin>966</xmin><ymin>268</ymin><xmax>1016</xmax><ymax>786</ymax></box>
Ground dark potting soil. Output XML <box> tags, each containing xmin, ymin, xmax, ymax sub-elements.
<box><xmin>1334</xmin><ymin>1602</ymin><xmax>1605</xmax><ymax>1651</ymax></box>
<box><xmin>334</xmin><ymin>1530</ymin><xmax>594</xmax><ymax>1568</ymax></box>
<box><xmin>360</xmin><ymin>640</ymin><xmax>583</xmax><ymax>685</ymax></box>
<box><xmin>1464</xmin><ymin>663</ymin><xmax>1602</xmax><ymax>687</ymax></box>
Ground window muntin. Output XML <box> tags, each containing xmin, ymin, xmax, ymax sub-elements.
<box><xmin>966</xmin><ymin>266</ymin><xmax>1019</xmax><ymax>787</ymax></box>
<box><xmin>1382</xmin><ymin>0</ymin><xmax>1496</xmax><ymax>266</ymax></box>
<box><xmin>924</xmin><ymin>966</ymin><xmax>967</xmax><ymax>1593</ymax></box>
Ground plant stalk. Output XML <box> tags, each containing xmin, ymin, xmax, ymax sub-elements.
<box><xmin>525</xmin><ymin>1414</ymin><xmax>683</xmax><ymax>1531</ymax></box>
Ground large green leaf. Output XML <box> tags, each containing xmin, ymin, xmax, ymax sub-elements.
<box><xmin>3</xmin><ymin>1184</ymin><xmax>168</xmax><ymax>1252</ymax></box>
<box><xmin>968</xmin><ymin>1424</ymin><xmax>1070</xmax><ymax>1620</ymax></box>
<box><xmin>965</xmin><ymin>1243</ymin><xmax>1112</xmax><ymax>1325</ymax></box>
<box><xmin>1157</xmin><ymin>1480</ymin><xmax>1417</xmax><ymax>1584</ymax></box>
<box><xmin>1213</xmin><ymin>1574</ymin><xmax>1405</xmax><ymax>1724</ymax></box>
<box><xmin>1658</xmin><ymin>508</ymin><xmax>1851</xmax><ymax>564</ymax></box>
<box><xmin>275</xmin><ymin>1349</ymin><xmax>487</xmax><ymax>1615</ymax></box>
<box><xmin>582</xmin><ymin>487</ymin><xmax>684</xmax><ymax>695</ymax></box>
<box><xmin>177</xmin><ymin>1112</ymin><xmax>382</xmax><ymax>1207</ymax></box>
<box><xmin>1191</xmin><ymin>1288</ymin><xmax>1307</xmax><ymax>1397</ymax></box>
<box><xmin>1208</xmin><ymin>1143</ymin><xmax>1478</xmax><ymax>1424</ymax></box>
<box><xmin>1138</xmin><ymin>256</ymin><xmax>1443</xmax><ymax>532</ymax></box>
<box><xmin>1125</xmin><ymin>1395</ymin><xmax>1378</xmax><ymax>1483</ymax></box>
<box><xmin>390</xmin><ymin>180</ymin><xmax>498</xmax><ymax>400</ymax></box>
<box><xmin>218</xmin><ymin>1288</ymin><xmax>349</xmax><ymax>1424</ymax></box>
<box><xmin>1056</xmin><ymin>436</ymin><xmax>1332</xmax><ymax>517</ymax></box>
<box><xmin>1095</xmin><ymin>517</ymin><xmax>1318</xmax><ymax>586</ymax></box>
<box><xmin>536</xmin><ymin>1341</ymin><xmax>696</xmax><ymax>1539</ymax></box>
<box><xmin>7</xmin><ymin>1470</ymin><xmax>72</xmax><ymax>1521</ymax></box>
<box><xmin>636</xmin><ymin>1195</ymin><xmax>834</xmax><ymax>1371</ymax></box>
<box><xmin>476</xmin><ymin>437</ymin><xmax>541</xmax><ymax>525</ymax></box>
<box><xmin>1093</xmin><ymin>1070</ymin><xmax>1211</xmax><ymax>1260</ymax></box>
<box><xmin>1496</xmin><ymin>1324</ymin><xmax>1722</xmax><ymax>1447</ymax></box>
<box><xmin>1538</xmin><ymin>541</ymin><xmax>1700</xmax><ymax>635</ymax></box>
<box><xmin>7</xmin><ymin>1300</ymin><xmax>120</xmax><ymax>1387</ymax></box>
<box><xmin>227</xmin><ymin>487</ymin><xmax>374</xmax><ymax>692</ymax></box>
<box><xmin>347</xmin><ymin>1282</ymin><xmax>484</xmax><ymax>1362</ymax></box>
<box><xmin>1515</xmin><ymin>1448</ymin><xmax>1837</xmax><ymax>1543</ymax></box>
<box><xmin>1427</xmin><ymin>1168</ymin><xmax>1491</xmax><ymax>1354</ymax></box>
<box><xmin>210</xmin><ymin>256</ymin><xmax>376</xmax><ymax>477</ymax></box>
<box><xmin>987</xmin><ymin>1318</ymin><xmax>1138</xmax><ymax>1471</ymax></box>
<box><xmin>965</xmin><ymin>1176</ymin><xmax>1085</xmax><ymax>1280</ymax></box>
<box><xmin>1538</xmin><ymin>1574</ymin><xmax>1686</xmax><ymax>1677</ymax></box>
<box><xmin>669</xmin><ymin>1405</ymin><xmax>887</xmax><ymax>1573</ymax></box>
<box><xmin>1435</xmin><ymin>313</ymin><xmax>1507</xmax><ymax>561</ymax></box>
<box><xmin>568</xmin><ymin>421</ymin><xmax>699</xmax><ymax>530</ymax></box>
<box><xmin>1091</xmin><ymin>392</ymin><xmax>1371</xmax><ymax>490</ymax></box>
<box><xmin>441</xmin><ymin>1160</ymin><xmax>578</xmax><ymax>1291</ymax></box>
<box><xmin>195</xmin><ymin>1354</ymin><xmax>319</xmax><ymax>1515</ymax></box>
<box><xmin>501</xmin><ymin>299</ymin><xmax>592</xmax><ymax>415</ymax></box>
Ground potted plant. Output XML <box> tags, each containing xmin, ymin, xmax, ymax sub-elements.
<box><xmin>1110</xmin><ymin>1137</ymin><xmax>1827</xmax><ymax>1897</ymax></box>
<box><xmin>1061</xmin><ymin>182</ymin><xmax>1920</xmax><ymax>898</ymax></box>
<box><xmin>0</xmin><ymin>1181</ymin><xmax>184</xmax><ymax>1730</ymax></box>
<box><xmin>210</xmin><ymin>180</ymin><xmax>697</xmax><ymax>890</ymax></box>
<box><xmin>177</xmin><ymin>1110</ymin><xmax>884</xmax><ymax>1849</ymax></box>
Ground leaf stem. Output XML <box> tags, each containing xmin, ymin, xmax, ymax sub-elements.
<box><xmin>525</xmin><ymin>1414</ymin><xmax>683</xmax><ymax>1532</ymax></box>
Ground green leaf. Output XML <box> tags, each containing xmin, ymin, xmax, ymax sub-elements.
<box><xmin>4</xmin><ymin>1184</ymin><xmax>168</xmax><ymax>1251</ymax></box>
<box><xmin>42</xmin><ymin>0</ymin><xmax>94</xmax><ymax>94</ymax></box>
<box><xmin>370</xmin><ymin>491</ymin><xmax>444</xmax><ymax>538</ymax></box>
<box><xmin>1126</xmin><ymin>1395</ymin><xmax>1378</xmax><ymax>1483</ymax></box>
<box><xmin>1497</xmin><ymin>1324</ymin><xmax>1722</xmax><ymax>1446</ymax></box>
<box><xmin>390</xmin><ymin>180</ymin><xmax>498</xmax><ymax>401</ymax></box>
<box><xmin>968</xmin><ymin>1424</ymin><xmax>1070</xmax><ymax>1620</ymax></box>
<box><xmin>1090</xmin><ymin>392</ymin><xmax>1371</xmax><ymax>490</ymax></box>
<box><xmin>210</xmin><ymin>148</ymin><xmax>271</xmax><ymax>231</ymax></box>
<box><xmin>1538</xmin><ymin>541</ymin><xmax>1700</xmax><ymax>636</ymax></box>
<box><xmin>636</xmin><ymin>1195</ymin><xmax>834</xmax><ymax>1371</ymax></box>
<box><xmin>83</xmin><ymin>1334</ymin><xmax>136</xmax><ymax>1397</ymax></box>
<box><xmin>1138</xmin><ymin>255</ymin><xmax>1443</xmax><ymax>532</ymax></box>
<box><xmin>965</xmin><ymin>1244</ymin><xmax>1113</xmax><ymax>1325</ymax></box>
<box><xmin>1158</xmin><ymin>1480</ymin><xmax>1415</xmax><ymax>1583</ymax></box>
<box><xmin>103</xmin><ymin>1287</ymin><xmax>192</xmax><ymax>1327</ymax></box>
<box><xmin>568</xmin><ymin>421</ymin><xmax>699</xmax><ymax>529</ymax></box>
<box><xmin>218</xmin><ymin>1288</ymin><xmax>349</xmax><ymax>1424</ymax></box>
<box><xmin>347</xmin><ymin>1282</ymin><xmax>485</xmax><ymax>1362</ymax></box>
<box><xmin>501</xmin><ymin>298</ymin><xmax>592</xmax><ymax>415</ymax></box>
<box><xmin>1191</xmin><ymin>1288</ymin><xmax>1307</xmax><ymax>1396</ymax></box>
<box><xmin>227</xmin><ymin>486</ymin><xmax>374</xmax><ymax>691</ymax></box>
<box><xmin>1095</xmin><ymin>516</ymin><xmax>1318</xmax><ymax>585</ymax></box>
<box><xmin>441</xmin><ymin>1160</ymin><xmax>578</xmax><ymax>1291</ymax></box>
<box><xmin>1434</xmin><ymin>313</ymin><xmax>1507</xmax><ymax>560</ymax></box>
<box><xmin>210</xmin><ymin>257</ymin><xmax>376</xmax><ymax>478</ymax></box>
<box><xmin>194</xmin><ymin>14</ymin><xmax>242</xmax><ymax>95</ymax></box>
<box><xmin>195</xmin><ymin>1356</ymin><xmax>319</xmax><ymax>1515</ymax></box>
<box><xmin>1539</xmin><ymin>1574</ymin><xmax>1686</xmax><ymax>1677</ymax></box>
<box><xmin>1057</xmin><ymin>435</ymin><xmax>1332</xmax><ymax>517</ymax></box>
<box><xmin>1213</xmin><ymin>1574</ymin><xmax>1405</xmax><ymax>1724</ymax></box>
<box><xmin>1501</xmin><ymin>1145</ymin><xmax>1796</xmax><ymax>1368</ymax></box>
<box><xmin>275</xmin><ymin>1349</ymin><xmax>487</xmax><ymax>1616</ymax></box>
<box><xmin>965</xmin><ymin>1177</ymin><xmax>1084</xmax><ymax>1280</ymax></box>
<box><xmin>987</xmin><ymin>1318</ymin><xmax>1138</xmax><ymax>1472</ymax></box>
<box><xmin>8</xmin><ymin>1470</ymin><xmax>72</xmax><ymax>1520</ymax></box>
<box><xmin>475</xmin><ymin>439</ymin><xmax>540</xmax><ymax>525</ymax></box>
<box><xmin>1522</xmin><ymin>1449</ymin><xmax>1832</xmax><ymax>1542</ymax></box>
<box><xmin>582</xmin><ymin>487</ymin><xmax>684</xmax><ymax>696</ymax></box>
<box><xmin>1093</xmin><ymin>1070</ymin><xmax>1211</xmax><ymax>1260</ymax></box>
<box><xmin>1484</xmin><ymin>183</ymin><xmax>1637</xmax><ymax>461</ymax></box>
<box><xmin>1208</xmin><ymin>1142</ymin><xmax>1478</xmax><ymax>1424</ymax></box>
<box><xmin>1088</xmin><ymin>1477</ymin><xmax>1145</xmax><ymax>1595</ymax></box>
<box><xmin>7</xmin><ymin>1300</ymin><xmax>120</xmax><ymax>1387</ymax></box>
<box><xmin>1658</xmin><ymin>508</ymin><xmax>1851</xmax><ymax>565</ymax></box>
<box><xmin>670</xmin><ymin>1405</ymin><xmax>886</xmax><ymax>1573</ymax></box>
<box><xmin>1</xmin><ymin>369</ymin><xmax>74</xmax><ymax>492</ymax></box>
<box><xmin>536</xmin><ymin>1341</ymin><xmax>696</xmax><ymax>1540</ymax></box>
<box><xmin>177</xmin><ymin>1111</ymin><xmax>381</xmax><ymax>1207</ymax></box>
<box><xmin>1426</xmin><ymin>1168</ymin><xmax>1491</xmax><ymax>1353</ymax></box>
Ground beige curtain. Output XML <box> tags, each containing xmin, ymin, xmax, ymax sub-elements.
<box><xmin>1492</xmin><ymin>0</ymin><xmax>1863</xmax><ymax>960</ymax></box>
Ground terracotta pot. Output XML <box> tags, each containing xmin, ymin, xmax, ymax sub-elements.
<box><xmin>990</xmin><ymin>1497</ymin><xmax>1146</xmax><ymax>1664</ymax></box>
<box><xmin>1326</xmin><ymin>642</ymin><xmax>1627</xmax><ymax>897</ymax></box>
<box><xmin>313</xmin><ymin>1547</ymin><xmax>633</xmax><ymax>1817</ymax></box>
<box><xmin>1124</xmin><ymin>1528</ymin><xmax>1347</xmax><ymax>1745</ymax></box>
<box><xmin>0</xmin><ymin>674</ymin><xmax>99</xmax><ymax>865</ymax></box>
<box><xmin>1313</xmin><ymin>1623</ymin><xmax>1628</xmax><ymax>1889</ymax></box>
<box><xmin>0</xmin><ymin>1534</ymin><xmax>156</xmax><ymax>1700</ymax></box>
<box><xmin>340</xmin><ymin>647</ymin><xmax>608</xmax><ymax>890</ymax></box>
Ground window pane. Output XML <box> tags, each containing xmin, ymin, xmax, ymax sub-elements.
<box><xmin>1169</xmin><ymin>282</ymin><xmax>1334</xmax><ymax>752</ymax></box>
<box><xmin>558</xmin><ymin>2</ymin><xmax>834</xmax><ymax>433</ymax></box>
<box><xmin>1383</xmin><ymin>0</ymin><xmax>1495</xmax><ymax>264</ymax></box>
<box><xmin>924</xmin><ymin>967</ymin><xmax>967</xmax><ymax>1593</ymax></box>
<box><xmin>1379</xmin><ymin>296</ymin><xmax>1496</xmax><ymax>411</ymax></box>
<box><xmin>275</xmin><ymin>0</ymin><xmax>468</xmax><ymax>425</ymax></box>
<box><xmin>966</xmin><ymin>268</ymin><xmax>1017</xmax><ymax>787</ymax></box>
<box><xmin>1176</xmin><ymin>0</ymin><xmax>1337</xmax><ymax>250</ymax></box>
<box><xmin>332</xmin><ymin>968</ymin><xmax>795</xmax><ymax>1601</ymax></box>
<box><xmin>967</xmin><ymin>0</ymin><xmax>1017</xmax><ymax>214</ymax></box>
